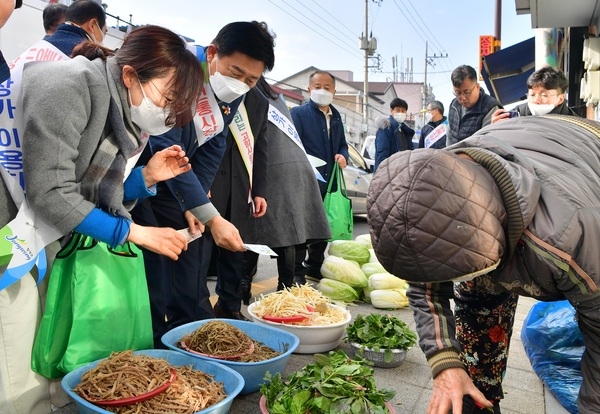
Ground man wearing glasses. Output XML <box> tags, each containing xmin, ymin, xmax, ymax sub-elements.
<box><xmin>491</xmin><ymin>66</ymin><xmax>577</xmax><ymax>123</ymax></box>
<box><xmin>446</xmin><ymin>65</ymin><xmax>501</xmax><ymax>146</ymax></box>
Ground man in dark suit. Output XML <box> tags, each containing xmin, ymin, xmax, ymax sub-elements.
<box><xmin>131</xmin><ymin>21</ymin><xmax>275</xmax><ymax>346</ymax></box>
<box><xmin>206</xmin><ymin>86</ymin><xmax>268</xmax><ymax>320</ymax></box>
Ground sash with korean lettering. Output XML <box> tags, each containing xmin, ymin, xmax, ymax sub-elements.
<box><xmin>187</xmin><ymin>45</ymin><xmax>225</xmax><ymax>146</ymax></box>
<box><xmin>0</xmin><ymin>40</ymin><xmax>67</xmax><ymax>290</ymax></box>
<box><xmin>424</xmin><ymin>119</ymin><xmax>449</xmax><ymax>148</ymax></box>
<box><xmin>228</xmin><ymin>102</ymin><xmax>255</xmax><ymax>205</ymax></box>
<box><xmin>267</xmin><ymin>102</ymin><xmax>325</xmax><ymax>182</ymax></box>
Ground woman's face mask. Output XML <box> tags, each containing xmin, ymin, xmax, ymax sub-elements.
<box><xmin>129</xmin><ymin>78</ymin><xmax>173</xmax><ymax>136</ymax></box>
<box><xmin>208</xmin><ymin>56</ymin><xmax>250</xmax><ymax>103</ymax></box>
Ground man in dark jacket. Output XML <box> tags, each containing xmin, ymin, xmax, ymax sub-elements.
<box><xmin>44</xmin><ymin>0</ymin><xmax>106</xmax><ymax>54</ymax></box>
<box><xmin>446</xmin><ymin>65</ymin><xmax>501</xmax><ymax>146</ymax></box>
<box><xmin>491</xmin><ymin>66</ymin><xmax>578</xmax><ymax>123</ymax></box>
<box><xmin>368</xmin><ymin>115</ymin><xmax>600</xmax><ymax>414</ymax></box>
<box><xmin>131</xmin><ymin>21</ymin><xmax>275</xmax><ymax>345</ymax></box>
<box><xmin>291</xmin><ymin>70</ymin><xmax>349</xmax><ymax>283</ymax></box>
<box><xmin>419</xmin><ymin>100</ymin><xmax>447</xmax><ymax>149</ymax></box>
<box><xmin>374</xmin><ymin>97</ymin><xmax>414</xmax><ymax>172</ymax></box>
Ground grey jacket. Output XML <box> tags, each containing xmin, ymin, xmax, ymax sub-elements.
<box><xmin>20</xmin><ymin>56</ymin><xmax>139</xmax><ymax>235</ymax></box>
<box><xmin>245</xmin><ymin>95</ymin><xmax>331</xmax><ymax>246</ymax></box>
<box><xmin>372</xmin><ymin>115</ymin><xmax>600</xmax><ymax>375</ymax></box>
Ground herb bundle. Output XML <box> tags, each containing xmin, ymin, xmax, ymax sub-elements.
<box><xmin>261</xmin><ymin>350</ymin><xmax>395</xmax><ymax>414</ymax></box>
<box><xmin>346</xmin><ymin>314</ymin><xmax>417</xmax><ymax>363</ymax></box>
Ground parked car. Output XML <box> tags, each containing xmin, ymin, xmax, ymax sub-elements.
<box><xmin>343</xmin><ymin>143</ymin><xmax>373</xmax><ymax>215</ymax></box>
<box><xmin>360</xmin><ymin>135</ymin><xmax>375</xmax><ymax>169</ymax></box>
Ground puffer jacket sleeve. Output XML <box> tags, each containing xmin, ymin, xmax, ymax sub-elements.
<box><xmin>407</xmin><ymin>282</ymin><xmax>465</xmax><ymax>377</ymax></box>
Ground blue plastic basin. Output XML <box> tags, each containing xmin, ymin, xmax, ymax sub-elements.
<box><xmin>61</xmin><ymin>349</ymin><xmax>244</xmax><ymax>414</ymax></box>
<box><xmin>161</xmin><ymin>319</ymin><xmax>299</xmax><ymax>394</ymax></box>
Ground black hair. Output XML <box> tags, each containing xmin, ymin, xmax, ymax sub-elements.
<box><xmin>451</xmin><ymin>65</ymin><xmax>478</xmax><ymax>87</ymax></box>
<box><xmin>390</xmin><ymin>98</ymin><xmax>408</xmax><ymax>110</ymax></box>
<box><xmin>15</xmin><ymin>0</ymin><xmax>23</xmax><ymax>8</ymax></box>
<box><xmin>212</xmin><ymin>21</ymin><xmax>275</xmax><ymax>72</ymax></box>
<box><xmin>43</xmin><ymin>3</ymin><xmax>68</xmax><ymax>34</ymax></box>
<box><xmin>526</xmin><ymin>66</ymin><xmax>569</xmax><ymax>93</ymax></box>
<box><xmin>66</xmin><ymin>0</ymin><xmax>106</xmax><ymax>29</ymax></box>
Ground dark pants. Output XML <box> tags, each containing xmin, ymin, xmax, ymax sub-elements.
<box><xmin>131</xmin><ymin>198</ymin><xmax>214</xmax><ymax>348</ymax></box>
<box><xmin>244</xmin><ymin>245</ymin><xmax>296</xmax><ymax>291</ymax></box>
<box><xmin>204</xmin><ymin>230</ymin><xmax>244</xmax><ymax>312</ymax></box>
<box><xmin>295</xmin><ymin>240</ymin><xmax>327</xmax><ymax>280</ymax></box>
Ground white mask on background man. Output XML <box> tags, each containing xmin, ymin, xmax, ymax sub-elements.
<box><xmin>209</xmin><ymin>57</ymin><xmax>250</xmax><ymax>103</ymax></box>
<box><xmin>527</xmin><ymin>102</ymin><xmax>555</xmax><ymax>116</ymax></box>
<box><xmin>310</xmin><ymin>89</ymin><xmax>334</xmax><ymax>106</ymax></box>
<box><xmin>129</xmin><ymin>79</ymin><xmax>173</xmax><ymax>136</ymax></box>
<box><xmin>393</xmin><ymin>112</ymin><xmax>407</xmax><ymax>124</ymax></box>
<box><xmin>425</xmin><ymin>112</ymin><xmax>433</xmax><ymax>123</ymax></box>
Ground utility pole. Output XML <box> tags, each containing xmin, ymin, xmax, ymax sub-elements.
<box><xmin>359</xmin><ymin>0</ymin><xmax>379</xmax><ymax>138</ymax></box>
<box><xmin>422</xmin><ymin>40</ymin><xmax>448</xmax><ymax>125</ymax></box>
<box><xmin>495</xmin><ymin>0</ymin><xmax>502</xmax><ymax>51</ymax></box>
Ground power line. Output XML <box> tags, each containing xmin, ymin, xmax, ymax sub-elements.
<box><xmin>269</xmin><ymin>0</ymin><xmax>363</xmax><ymax>60</ymax></box>
<box><xmin>309</xmin><ymin>0</ymin><xmax>357</xmax><ymax>39</ymax></box>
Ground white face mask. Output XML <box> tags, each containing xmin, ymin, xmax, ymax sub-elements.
<box><xmin>527</xmin><ymin>102</ymin><xmax>555</xmax><ymax>116</ymax></box>
<box><xmin>425</xmin><ymin>112</ymin><xmax>433</xmax><ymax>123</ymax></box>
<box><xmin>393</xmin><ymin>112</ymin><xmax>407</xmax><ymax>124</ymax></box>
<box><xmin>310</xmin><ymin>89</ymin><xmax>334</xmax><ymax>106</ymax></box>
<box><xmin>208</xmin><ymin>56</ymin><xmax>250</xmax><ymax>103</ymax></box>
<box><xmin>129</xmin><ymin>79</ymin><xmax>173</xmax><ymax>136</ymax></box>
<box><xmin>89</xmin><ymin>22</ymin><xmax>104</xmax><ymax>46</ymax></box>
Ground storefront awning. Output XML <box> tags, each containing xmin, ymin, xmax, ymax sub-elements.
<box><xmin>481</xmin><ymin>37</ymin><xmax>536</xmax><ymax>105</ymax></box>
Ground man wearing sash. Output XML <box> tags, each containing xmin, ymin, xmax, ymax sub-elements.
<box><xmin>419</xmin><ymin>100</ymin><xmax>448</xmax><ymax>149</ymax></box>
<box><xmin>131</xmin><ymin>21</ymin><xmax>275</xmax><ymax>343</ymax></box>
<box><xmin>241</xmin><ymin>78</ymin><xmax>330</xmax><ymax>302</ymax></box>
<box><xmin>209</xmin><ymin>85</ymin><xmax>268</xmax><ymax>320</ymax></box>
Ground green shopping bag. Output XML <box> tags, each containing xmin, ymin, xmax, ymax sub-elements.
<box><xmin>324</xmin><ymin>162</ymin><xmax>353</xmax><ymax>241</ymax></box>
<box><xmin>32</xmin><ymin>233</ymin><xmax>153</xmax><ymax>379</ymax></box>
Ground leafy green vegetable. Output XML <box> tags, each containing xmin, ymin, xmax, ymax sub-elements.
<box><xmin>369</xmin><ymin>289</ymin><xmax>409</xmax><ymax>310</ymax></box>
<box><xmin>361</xmin><ymin>262</ymin><xmax>387</xmax><ymax>278</ymax></box>
<box><xmin>320</xmin><ymin>256</ymin><xmax>368</xmax><ymax>288</ymax></box>
<box><xmin>354</xmin><ymin>234</ymin><xmax>373</xmax><ymax>249</ymax></box>
<box><xmin>317</xmin><ymin>278</ymin><xmax>360</xmax><ymax>302</ymax></box>
<box><xmin>346</xmin><ymin>314</ymin><xmax>417</xmax><ymax>356</ymax></box>
<box><xmin>261</xmin><ymin>350</ymin><xmax>396</xmax><ymax>414</ymax></box>
<box><xmin>328</xmin><ymin>240</ymin><xmax>371</xmax><ymax>265</ymax></box>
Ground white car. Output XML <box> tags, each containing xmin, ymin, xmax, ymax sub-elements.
<box><xmin>343</xmin><ymin>143</ymin><xmax>373</xmax><ymax>215</ymax></box>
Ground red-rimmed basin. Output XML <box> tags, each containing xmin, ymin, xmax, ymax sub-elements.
<box><xmin>83</xmin><ymin>368</ymin><xmax>177</xmax><ymax>407</ymax></box>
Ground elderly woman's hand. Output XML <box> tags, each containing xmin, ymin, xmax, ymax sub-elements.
<box><xmin>142</xmin><ymin>145</ymin><xmax>191</xmax><ymax>187</ymax></box>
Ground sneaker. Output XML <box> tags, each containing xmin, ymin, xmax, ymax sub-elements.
<box><xmin>213</xmin><ymin>302</ymin><xmax>250</xmax><ymax>321</ymax></box>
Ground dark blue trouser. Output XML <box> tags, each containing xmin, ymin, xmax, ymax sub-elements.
<box><xmin>131</xmin><ymin>198</ymin><xmax>213</xmax><ymax>348</ymax></box>
<box><xmin>203</xmin><ymin>229</ymin><xmax>244</xmax><ymax>312</ymax></box>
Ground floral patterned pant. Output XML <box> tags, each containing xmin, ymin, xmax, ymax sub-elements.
<box><xmin>454</xmin><ymin>281</ymin><xmax>519</xmax><ymax>402</ymax></box>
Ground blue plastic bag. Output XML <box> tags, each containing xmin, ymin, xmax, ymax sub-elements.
<box><xmin>521</xmin><ymin>300</ymin><xmax>584</xmax><ymax>414</ymax></box>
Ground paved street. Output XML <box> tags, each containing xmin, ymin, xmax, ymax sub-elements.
<box><xmin>54</xmin><ymin>216</ymin><xmax>568</xmax><ymax>414</ymax></box>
